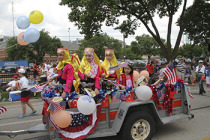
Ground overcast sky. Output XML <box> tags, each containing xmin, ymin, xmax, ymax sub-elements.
<box><xmin>0</xmin><ymin>0</ymin><xmax>193</xmax><ymax>46</ymax></box>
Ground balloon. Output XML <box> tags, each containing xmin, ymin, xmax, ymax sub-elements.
<box><xmin>17</xmin><ymin>32</ymin><xmax>29</xmax><ymax>45</ymax></box>
<box><xmin>29</xmin><ymin>10</ymin><xmax>43</xmax><ymax>24</ymax></box>
<box><xmin>54</xmin><ymin>110</ymin><xmax>72</xmax><ymax>128</ymax></box>
<box><xmin>16</xmin><ymin>16</ymin><xmax>30</xmax><ymax>29</ymax></box>
<box><xmin>135</xmin><ymin>85</ymin><xmax>153</xmax><ymax>101</ymax></box>
<box><xmin>133</xmin><ymin>70</ymin><xmax>140</xmax><ymax>82</ymax></box>
<box><xmin>139</xmin><ymin>70</ymin><xmax>149</xmax><ymax>78</ymax></box>
<box><xmin>24</xmin><ymin>28</ymin><xmax>40</xmax><ymax>43</ymax></box>
<box><xmin>77</xmin><ymin>95</ymin><xmax>96</xmax><ymax>115</ymax></box>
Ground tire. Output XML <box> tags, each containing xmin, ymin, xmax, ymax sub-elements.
<box><xmin>121</xmin><ymin>111</ymin><xmax>155</xmax><ymax>140</ymax></box>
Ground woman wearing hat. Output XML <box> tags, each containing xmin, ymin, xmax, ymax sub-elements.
<box><xmin>195</xmin><ymin>60</ymin><xmax>206</xmax><ymax>95</ymax></box>
<box><xmin>78</xmin><ymin>47</ymin><xmax>101</xmax><ymax>95</ymax></box>
<box><xmin>101</xmin><ymin>49</ymin><xmax>121</xmax><ymax>90</ymax></box>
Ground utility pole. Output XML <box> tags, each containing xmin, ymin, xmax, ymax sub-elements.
<box><xmin>123</xmin><ymin>33</ymin><xmax>126</xmax><ymax>62</ymax></box>
<box><xmin>68</xmin><ymin>28</ymin><xmax>70</xmax><ymax>49</ymax></box>
<box><xmin>12</xmin><ymin>2</ymin><xmax>15</xmax><ymax>37</ymax></box>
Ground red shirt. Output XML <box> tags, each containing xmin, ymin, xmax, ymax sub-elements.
<box><xmin>146</xmin><ymin>64</ymin><xmax>154</xmax><ymax>73</ymax></box>
<box><xmin>33</xmin><ymin>63</ymin><xmax>37</xmax><ymax>71</ymax></box>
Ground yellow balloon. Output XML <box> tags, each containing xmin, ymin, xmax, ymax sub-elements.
<box><xmin>29</xmin><ymin>10</ymin><xmax>43</xmax><ymax>24</ymax></box>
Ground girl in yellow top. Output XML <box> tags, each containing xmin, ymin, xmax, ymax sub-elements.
<box><xmin>101</xmin><ymin>49</ymin><xmax>121</xmax><ymax>90</ymax></box>
<box><xmin>78</xmin><ymin>47</ymin><xmax>101</xmax><ymax>95</ymax></box>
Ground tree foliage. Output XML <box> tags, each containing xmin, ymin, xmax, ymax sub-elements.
<box><xmin>6</xmin><ymin>29</ymin><xmax>63</xmax><ymax>64</ymax></box>
<box><xmin>178</xmin><ymin>43</ymin><xmax>209</xmax><ymax>59</ymax></box>
<box><xmin>124</xmin><ymin>46</ymin><xmax>142</xmax><ymax>60</ymax></box>
<box><xmin>6</xmin><ymin>37</ymin><xmax>34</xmax><ymax>61</ymax></box>
<box><xmin>178</xmin><ymin>0</ymin><xmax>210</xmax><ymax>46</ymax></box>
<box><xmin>130</xmin><ymin>34</ymin><xmax>165</xmax><ymax>60</ymax></box>
<box><xmin>77</xmin><ymin>33</ymin><xmax>122</xmax><ymax>60</ymax></box>
<box><xmin>60</xmin><ymin>0</ymin><xmax>204</xmax><ymax>61</ymax></box>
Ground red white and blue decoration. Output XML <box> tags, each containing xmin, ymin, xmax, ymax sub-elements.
<box><xmin>0</xmin><ymin>106</ymin><xmax>7</xmax><ymax>114</ymax></box>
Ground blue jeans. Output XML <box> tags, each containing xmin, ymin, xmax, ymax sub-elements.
<box><xmin>198</xmin><ymin>75</ymin><xmax>205</xmax><ymax>93</ymax></box>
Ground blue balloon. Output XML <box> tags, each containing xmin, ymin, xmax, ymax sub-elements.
<box><xmin>24</xmin><ymin>28</ymin><xmax>40</xmax><ymax>43</ymax></box>
<box><xmin>16</xmin><ymin>16</ymin><xmax>30</xmax><ymax>29</ymax></box>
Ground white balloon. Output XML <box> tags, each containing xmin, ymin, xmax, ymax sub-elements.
<box><xmin>77</xmin><ymin>95</ymin><xmax>96</xmax><ymax>115</ymax></box>
<box><xmin>135</xmin><ymin>85</ymin><xmax>153</xmax><ymax>101</ymax></box>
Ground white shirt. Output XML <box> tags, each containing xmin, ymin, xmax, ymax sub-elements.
<box><xmin>47</xmin><ymin>68</ymin><xmax>54</xmax><ymax>80</ymax></box>
<box><xmin>45</xmin><ymin>64</ymin><xmax>51</xmax><ymax>73</ymax></box>
<box><xmin>40</xmin><ymin>68</ymin><xmax>47</xmax><ymax>78</ymax></box>
<box><xmin>195</xmin><ymin>65</ymin><xmax>205</xmax><ymax>74</ymax></box>
<box><xmin>18</xmin><ymin>76</ymin><xmax>29</xmax><ymax>89</ymax></box>
<box><xmin>7</xmin><ymin>80</ymin><xmax>18</xmax><ymax>87</ymax></box>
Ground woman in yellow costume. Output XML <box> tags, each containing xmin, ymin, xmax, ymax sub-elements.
<box><xmin>78</xmin><ymin>47</ymin><xmax>101</xmax><ymax>95</ymax></box>
<box><xmin>51</xmin><ymin>48</ymin><xmax>80</xmax><ymax>98</ymax></box>
<box><xmin>101</xmin><ymin>49</ymin><xmax>121</xmax><ymax>90</ymax></box>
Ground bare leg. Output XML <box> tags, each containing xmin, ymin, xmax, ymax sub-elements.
<box><xmin>21</xmin><ymin>102</ymin><xmax>26</xmax><ymax>115</ymax></box>
<box><xmin>189</xmin><ymin>76</ymin><xmax>193</xmax><ymax>85</ymax></box>
<box><xmin>26</xmin><ymin>101</ymin><xmax>35</xmax><ymax>111</ymax></box>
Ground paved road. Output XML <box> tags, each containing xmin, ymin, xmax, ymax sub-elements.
<box><xmin>0</xmin><ymin>83</ymin><xmax>209</xmax><ymax>140</ymax></box>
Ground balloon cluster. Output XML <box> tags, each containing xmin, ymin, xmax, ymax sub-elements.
<box><xmin>16</xmin><ymin>10</ymin><xmax>43</xmax><ymax>45</ymax></box>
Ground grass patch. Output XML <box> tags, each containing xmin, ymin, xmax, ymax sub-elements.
<box><xmin>0</xmin><ymin>91</ymin><xmax>9</xmax><ymax>101</ymax></box>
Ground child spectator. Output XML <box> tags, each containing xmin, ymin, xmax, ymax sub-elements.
<box><xmin>28</xmin><ymin>75</ymin><xmax>38</xmax><ymax>98</ymax></box>
<box><xmin>185</xmin><ymin>66</ymin><xmax>194</xmax><ymax>85</ymax></box>
<box><xmin>39</xmin><ymin>64</ymin><xmax>47</xmax><ymax>83</ymax></box>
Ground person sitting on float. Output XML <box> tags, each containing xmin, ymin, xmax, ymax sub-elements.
<box><xmin>119</xmin><ymin>63</ymin><xmax>136</xmax><ymax>89</ymax></box>
<box><xmin>50</xmin><ymin>48</ymin><xmax>74</xmax><ymax>98</ymax></box>
<box><xmin>78</xmin><ymin>47</ymin><xmax>101</xmax><ymax>95</ymax></box>
<box><xmin>101</xmin><ymin>49</ymin><xmax>121</xmax><ymax>90</ymax></box>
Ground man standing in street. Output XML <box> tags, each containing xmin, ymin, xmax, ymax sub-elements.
<box><xmin>195</xmin><ymin>60</ymin><xmax>206</xmax><ymax>95</ymax></box>
<box><xmin>176</xmin><ymin>58</ymin><xmax>186</xmax><ymax>80</ymax></box>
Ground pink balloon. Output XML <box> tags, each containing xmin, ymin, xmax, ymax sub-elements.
<box><xmin>54</xmin><ymin>110</ymin><xmax>72</xmax><ymax>128</ymax></box>
<box><xmin>139</xmin><ymin>70</ymin><xmax>149</xmax><ymax>78</ymax></box>
<box><xmin>133</xmin><ymin>71</ymin><xmax>140</xmax><ymax>82</ymax></box>
<box><xmin>17</xmin><ymin>32</ymin><xmax>29</xmax><ymax>45</ymax></box>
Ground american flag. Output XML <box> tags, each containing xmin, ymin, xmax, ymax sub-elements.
<box><xmin>0</xmin><ymin>106</ymin><xmax>7</xmax><ymax>114</ymax></box>
<box><xmin>163</xmin><ymin>62</ymin><xmax>177</xmax><ymax>84</ymax></box>
<box><xmin>52</xmin><ymin>102</ymin><xmax>65</xmax><ymax>114</ymax></box>
<box><xmin>29</xmin><ymin>83</ymin><xmax>47</xmax><ymax>93</ymax></box>
<box><xmin>108</xmin><ymin>62</ymin><xmax>128</xmax><ymax>71</ymax></box>
<box><xmin>44</xmin><ymin>97</ymin><xmax>65</xmax><ymax>114</ymax></box>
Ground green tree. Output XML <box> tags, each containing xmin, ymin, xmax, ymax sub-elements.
<box><xmin>77</xmin><ymin>33</ymin><xmax>122</xmax><ymax>60</ymax></box>
<box><xmin>178</xmin><ymin>44</ymin><xmax>209</xmax><ymax>59</ymax></box>
<box><xmin>6</xmin><ymin>29</ymin><xmax>63</xmax><ymax>64</ymax></box>
<box><xmin>177</xmin><ymin>0</ymin><xmax>210</xmax><ymax>56</ymax></box>
<box><xmin>31</xmin><ymin>29</ymin><xmax>63</xmax><ymax>64</ymax></box>
<box><xmin>60</xmin><ymin>0</ymin><xmax>205</xmax><ymax>61</ymax></box>
<box><xmin>130</xmin><ymin>34</ymin><xmax>163</xmax><ymax>61</ymax></box>
<box><xmin>6</xmin><ymin>38</ymin><xmax>35</xmax><ymax>61</ymax></box>
<box><xmin>124</xmin><ymin>45</ymin><xmax>141</xmax><ymax>60</ymax></box>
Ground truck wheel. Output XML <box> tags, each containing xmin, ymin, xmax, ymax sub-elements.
<box><xmin>122</xmin><ymin>111</ymin><xmax>155</xmax><ymax>140</ymax></box>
